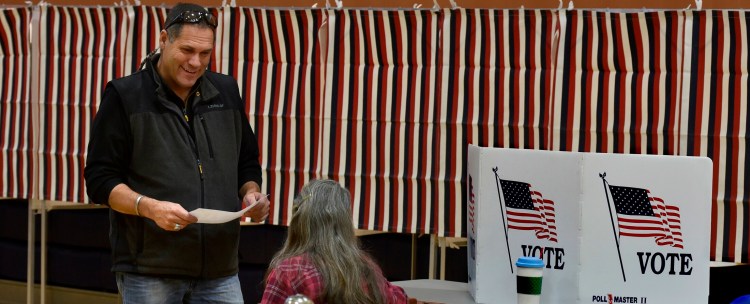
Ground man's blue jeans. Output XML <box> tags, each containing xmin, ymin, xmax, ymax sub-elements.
<box><xmin>116</xmin><ymin>272</ymin><xmax>244</xmax><ymax>304</ymax></box>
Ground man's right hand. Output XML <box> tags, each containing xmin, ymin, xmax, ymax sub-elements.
<box><xmin>140</xmin><ymin>197</ymin><xmax>198</xmax><ymax>232</ymax></box>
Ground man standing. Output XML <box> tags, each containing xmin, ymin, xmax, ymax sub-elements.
<box><xmin>84</xmin><ymin>3</ymin><xmax>269</xmax><ymax>303</ymax></box>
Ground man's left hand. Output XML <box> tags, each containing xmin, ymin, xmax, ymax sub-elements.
<box><xmin>242</xmin><ymin>192</ymin><xmax>270</xmax><ymax>222</ymax></box>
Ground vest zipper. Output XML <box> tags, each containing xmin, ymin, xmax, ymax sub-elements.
<box><xmin>184</xmin><ymin>91</ymin><xmax>206</xmax><ymax>277</ymax></box>
<box><xmin>181</xmin><ymin>92</ymin><xmax>204</xmax><ymax>180</ymax></box>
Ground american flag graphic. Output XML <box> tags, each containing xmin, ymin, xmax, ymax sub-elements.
<box><xmin>608</xmin><ymin>185</ymin><xmax>683</xmax><ymax>248</ymax></box>
<box><xmin>499</xmin><ymin>179</ymin><xmax>558</xmax><ymax>242</ymax></box>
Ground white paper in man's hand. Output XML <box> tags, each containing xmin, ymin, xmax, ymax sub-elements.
<box><xmin>190</xmin><ymin>204</ymin><xmax>252</xmax><ymax>224</ymax></box>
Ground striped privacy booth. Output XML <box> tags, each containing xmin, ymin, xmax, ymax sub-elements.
<box><xmin>551</xmin><ymin>9</ymin><xmax>750</xmax><ymax>263</ymax></box>
<box><xmin>320</xmin><ymin>9</ymin><xmax>558</xmax><ymax>237</ymax></box>
<box><xmin>320</xmin><ymin>9</ymin><xmax>446</xmax><ymax>235</ymax></box>
<box><xmin>33</xmin><ymin>6</ymin><xmax>133</xmax><ymax>203</ymax></box>
<box><xmin>680</xmin><ymin>10</ymin><xmax>750</xmax><ymax>263</ymax></box>
<box><xmin>551</xmin><ymin>10</ymin><xmax>684</xmax><ymax>154</ymax></box>
<box><xmin>0</xmin><ymin>7</ymin><xmax>32</xmax><ymax>199</ymax></box>
<box><xmin>2</xmin><ymin>5</ymin><xmax>748</xmax><ymax>261</ymax></box>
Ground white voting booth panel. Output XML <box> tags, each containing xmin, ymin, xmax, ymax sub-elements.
<box><xmin>467</xmin><ymin>146</ymin><xmax>711</xmax><ymax>304</ymax></box>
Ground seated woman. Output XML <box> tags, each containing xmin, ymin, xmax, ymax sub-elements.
<box><xmin>261</xmin><ymin>179</ymin><xmax>409</xmax><ymax>304</ymax></box>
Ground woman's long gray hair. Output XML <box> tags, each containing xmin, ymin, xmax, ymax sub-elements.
<box><xmin>267</xmin><ymin>179</ymin><xmax>386</xmax><ymax>304</ymax></box>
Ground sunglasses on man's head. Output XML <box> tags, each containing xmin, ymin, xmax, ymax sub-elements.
<box><xmin>164</xmin><ymin>10</ymin><xmax>217</xmax><ymax>30</ymax></box>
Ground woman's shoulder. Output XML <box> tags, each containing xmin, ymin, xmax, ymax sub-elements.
<box><xmin>274</xmin><ymin>255</ymin><xmax>317</xmax><ymax>272</ymax></box>
<box><xmin>264</xmin><ymin>255</ymin><xmax>325</xmax><ymax>304</ymax></box>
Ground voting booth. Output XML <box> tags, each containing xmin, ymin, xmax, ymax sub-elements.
<box><xmin>467</xmin><ymin>146</ymin><xmax>712</xmax><ymax>304</ymax></box>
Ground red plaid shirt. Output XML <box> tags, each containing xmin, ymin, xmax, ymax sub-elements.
<box><xmin>261</xmin><ymin>255</ymin><xmax>408</xmax><ymax>304</ymax></box>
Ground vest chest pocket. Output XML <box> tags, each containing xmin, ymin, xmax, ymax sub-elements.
<box><xmin>198</xmin><ymin>114</ymin><xmax>215</xmax><ymax>159</ymax></box>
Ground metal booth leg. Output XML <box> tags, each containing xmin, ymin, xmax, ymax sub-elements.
<box><xmin>27</xmin><ymin>200</ymin><xmax>36</xmax><ymax>304</ymax></box>
<box><xmin>27</xmin><ymin>199</ymin><xmax>49</xmax><ymax>304</ymax></box>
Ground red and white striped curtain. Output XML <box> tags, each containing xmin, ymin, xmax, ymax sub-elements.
<box><xmin>438</xmin><ymin>9</ymin><xmax>558</xmax><ymax>236</ymax></box>
<box><xmin>0</xmin><ymin>7</ymin><xmax>32</xmax><ymax>199</ymax></box>
<box><xmin>2</xmin><ymin>5</ymin><xmax>748</xmax><ymax>262</ymax></box>
<box><xmin>214</xmin><ymin>8</ymin><xmax>327</xmax><ymax>226</ymax></box>
<box><xmin>320</xmin><ymin>10</ymin><xmax>446</xmax><ymax>235</ymax></box>
<box><xmin>679</xmin><ymin>10</ymin><xmax>749</xmax><ymax>263</ymax></box>
<box><xmin>33</xmin><ymin>6</ymin><xmax>132</xmax><ymax>203</ymax></box>
<box><xmin>551</xmin><ymin>10</ymin><xmax>684</xmax><ymax>154</ymax></box>
<box><xmin>320</xmin><ymin>9</ymin><xmax>557</xmax><ymax>237</ymax></box>
<box><xmin>122</xmin><ymin>6</ymin><xmax>167</xmax><ymax>74</ymax></box>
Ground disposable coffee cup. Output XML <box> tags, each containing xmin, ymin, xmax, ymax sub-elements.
<box><xmin>516</xmin><ymin>256</ymin><xmax>544</xmax><ymax>304</ymax></box>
